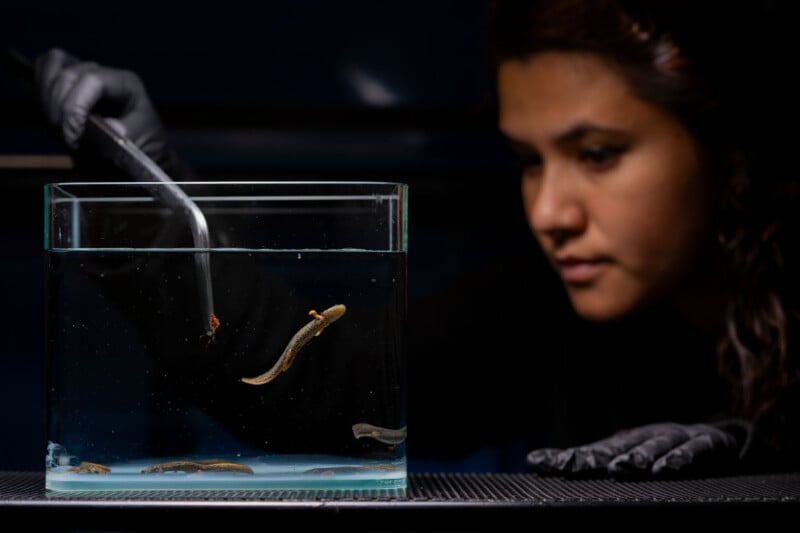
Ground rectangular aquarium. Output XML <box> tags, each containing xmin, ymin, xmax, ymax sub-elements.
<box><xmin>44</xmin><ymin>181</ymin><xmax>408</xmax><ymax>493</ymax></box>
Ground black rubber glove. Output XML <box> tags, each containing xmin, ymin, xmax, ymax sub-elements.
<box><xmin>34</xmin><ymin>47</ymin><xmax>190</xmax><ymax>176</ymax></box>
<box><xmin>527</xmin><ymin>420</ymin><xmax>753</xmax><ymax>478</ymax></box>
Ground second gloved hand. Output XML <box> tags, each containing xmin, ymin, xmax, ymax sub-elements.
<box><xmin>34</xmin><ymin>47</ymin><xmax>174</xmax><ymax>172</ymax></box>
<box><xmin>527</xmin><ymin>420</ymin><xmax>752</xmax><ymax>478</ymax></box>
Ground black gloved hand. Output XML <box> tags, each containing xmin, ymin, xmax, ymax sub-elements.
<box><xmin>34</xmin><ymin>47</ymin><xmax>189</xmax><ymax>176</ymax></box>
<box><xmin>527</xmin><ymin>420</ymin><xmax>753</xmax><ymax>478</ymax></box>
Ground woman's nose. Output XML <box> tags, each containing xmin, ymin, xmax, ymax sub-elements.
<box><xmin>522</xmin><ymin>168</ymin><xmax>585</xmax><ymax>246</ymax></box>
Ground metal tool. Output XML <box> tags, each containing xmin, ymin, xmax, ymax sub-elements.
<box><xmin>3</xmin><ymin>48</ymin><xmax>217</xmax><ymax>338</ymax></box>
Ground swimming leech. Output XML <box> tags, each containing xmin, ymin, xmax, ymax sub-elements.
<box><xmin>352</xmin><ymin>423</ymin><xmax>408</xmax><ymax>445</ymax></box>
<box><xmin>240</xmin><ymin>304</ymin><xmax>346</xmax><ymax>385</ymax></box>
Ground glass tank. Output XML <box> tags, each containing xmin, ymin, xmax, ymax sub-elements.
<box><xmin>43</xmin><ymin>181</ymin><xmax>408</xmax><ymax>493</ymax></box>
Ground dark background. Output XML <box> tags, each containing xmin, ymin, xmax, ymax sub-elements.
<box><xmin>0</xmin><ymin>0</ymin><xmax>548</xmax><ymax>473</ymax></box>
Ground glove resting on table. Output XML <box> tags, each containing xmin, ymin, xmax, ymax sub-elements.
<box><xmin>527</xmin><ymin>420</ymin><xmax>753</xmax><ymax>478</ymax></box>
<box><xmin>34</xmin><ymin>47</ymin><xmax>190</xmax><ymax>176</ymax></box>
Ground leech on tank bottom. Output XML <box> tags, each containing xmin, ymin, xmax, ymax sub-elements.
<box><xmin>304</xmin><ymin>464</ymin><xmax>402</xmax><ymax>474</ymax></box>
<box><xmin>352</xmin><ymin>423</ymin><xmax>408</xmax><ymax>444</ymax></box>
<box><xmin>67</xmin><ymin>461</ymin><xmax>112</xmax><ymax>474</ymax></box>
<box><xmin>141</xmin><ymin>459</ymin><xmax>254</xmax><ymax>474</ymax></box>
<box><xmin>240</xmin><ymin>304</ymin><xmax>346</xmax><ymax>385</ymax></box>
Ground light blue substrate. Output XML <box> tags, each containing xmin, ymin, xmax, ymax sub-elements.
<box><xmin>46</xmin><ymin>453</ymin><xmax>407</xmax><ymax>492</ymax></box>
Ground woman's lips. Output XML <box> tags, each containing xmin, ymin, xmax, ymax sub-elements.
<box><xmin>556</xmin><ymin>258</ymin><xmax>606</xmax><ymax>284</ymax></box>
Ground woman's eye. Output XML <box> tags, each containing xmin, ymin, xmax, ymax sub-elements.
<box><xmin>579</xmin><ymin>145</ymin><xmax>625</xmax><ymax>168</ymax></box>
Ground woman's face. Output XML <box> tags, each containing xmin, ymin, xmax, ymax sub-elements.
<box><xmin>498</xmin><ymin>52</ymin><xmax>717</xmax><ymax>321</ymax></box>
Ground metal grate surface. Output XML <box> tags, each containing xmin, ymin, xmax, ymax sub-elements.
<box><xmin>3</xmin><ymin>471</ymin><xmax>799</xmax><ymax>532</ymax></box>
<box><xmin>2</xmin><ymin>470</ymin><xmax>799</xmax><ymax>503</ymax></box>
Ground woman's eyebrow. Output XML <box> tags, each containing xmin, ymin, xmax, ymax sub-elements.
<box><xmin>557</xmin><ymin>122</ymin><xmax>627</xmax><ymax>144</ymax></box>
<box><xmin>502</xmin><ymin>122</ymin><xmax>628</xmax><ymax>155</ymax></box>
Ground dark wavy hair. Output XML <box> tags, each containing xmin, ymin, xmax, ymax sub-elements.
<box><xmin>489</xmin><ymin>0</ymin><xmax>800</xmax><ymax>431</ymax></box>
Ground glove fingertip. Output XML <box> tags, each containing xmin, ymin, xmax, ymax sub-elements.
<box><xmin>526</xmin><ymin>448</ymin><xmax>555</xmax><ymax>463</ymax></box>
<box><xmin>608</xmin><ymin>453</ymin><xmax>649</xmax><ymax>474</ymax></box>
<box><xmin>652</xmin><ymin>450</ymin><xmax>690</xmax><ymax>474</ymax></box>
<box><xmin>63</xmin><ymin>113</ymin><xmax>87</xmax><ymax>150</ymax></box>
<box><xmin>526</xmin><ymin>448</ymin><xmax>563</xmax><ymax>473</ymax></box>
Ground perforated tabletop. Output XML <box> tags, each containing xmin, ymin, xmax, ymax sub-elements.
<box><xmin>2</xmin><ymin>470</ymin><xmax>798</xmax><ymax>531</ymax></box>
